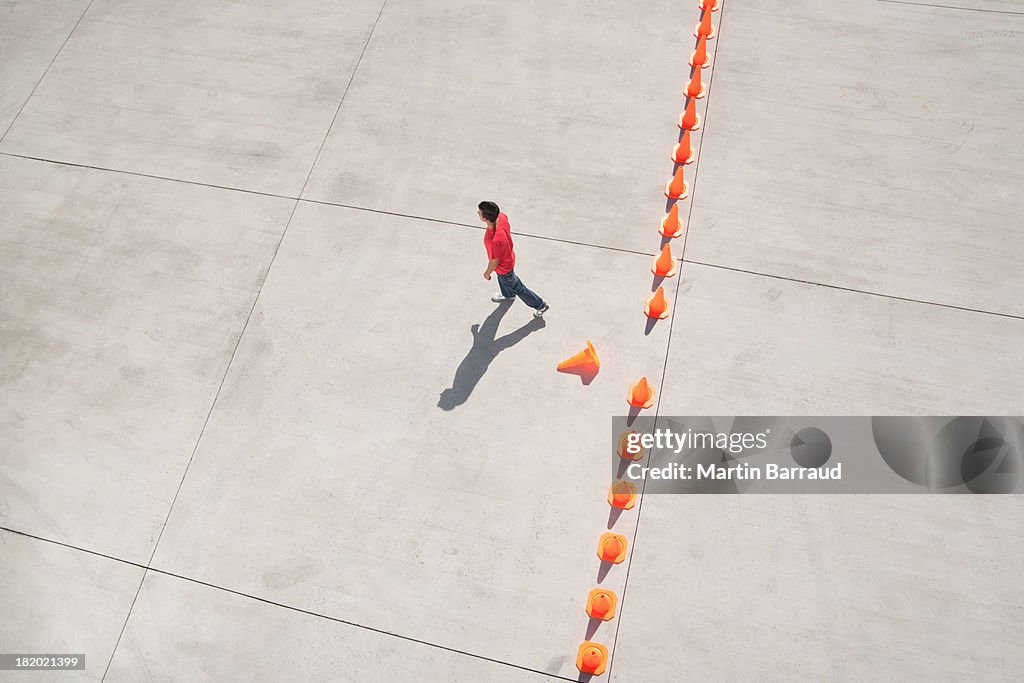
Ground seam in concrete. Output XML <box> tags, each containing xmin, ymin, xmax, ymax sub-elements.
<box><xmin>5</xmin><ymin>149</ymin><xmax>1019</xmax><ymax>323</ymax></box>
<box><xmin>1</xmin><ymin>527</ymin><xmax>572</xmax><ymax>682</ymax></box>
<box><xmin>0</xmin><ymin>151</ymin><xmax>299</xmax><ymax>199</ymax></box>
<box><xmin>297</xmin><ymin>0</ymin><xmax>390</xmax><ymax>199</ymax></box>
<box><xmin>605</xmin><ymin>5</ymin><xmax>729</xmax><ymax>680</ymax></box>
<box><xmin>0</xmin><ymin>0</ymin><xmax>96</xmax><ymax>144</ymax></box>
<box><xmin>0</xmin><ymin>151</ymin><xmax>655</xmax><ymax>259</ymax></box>
<box><xmin>877</xmin><ymin>0</ymin><xmax>1024</xmax><ymax>16</ymax></box>
<box><xmin>4</xmin><ymin>148</ymin><xmax>1019</xmax><ymax>323</ymax></box>
<box><xmin>99</xmin><ymin>2</ymin><xmax>394</xmax><ymax>680</ymax></box>
<box><xmin>683</xmin><ymin>258</ymin><xmax>1024</xmax><ymax>321</ymax></box>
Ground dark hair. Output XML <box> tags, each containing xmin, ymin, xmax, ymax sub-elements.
<box><xmin>478</xmin><ymin>201</ymin><xmax>500</xmax><ymax>223</ymax></box>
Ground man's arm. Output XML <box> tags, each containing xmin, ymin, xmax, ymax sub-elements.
<box><xmin>483</xmin><ymin>258</ymin><xmax>499</xmax><ymax>280</ymax></box>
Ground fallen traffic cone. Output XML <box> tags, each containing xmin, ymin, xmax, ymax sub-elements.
<box><xmin>557</xmin><ymin>340</ymin><xmax>599</xmax><ymax>372</ymax></box>
<box><xmin>644</xmin><ymin>287</ymin><xmax>670</xmax><ymax>319</ymax></box>
<box><xmin>678</xmin><ymin>99</ymin><xmax>701</xmax><ymax>131</ymax></box>
<box><xmin>651</xmin><ymin>244</ymin><xmax>678</xmax><ymax>277</ymax></box>
<box><xmin>576</xmin><ymin>642</ymin><xmax>609</xmax><ymax>676</ymax></box>
<box><xmin>664</xmin><ymin>167</ymin><xmax>688</xmax><ymax>199</ymax></box>
<box><xmin>586</xmin><ymin>588</ymin><xmax>619</xmax><ymax>620</ymax></box>
<box><xmin>608</xmin><ymin>481</ymin><xmax>638</xmax><ymax>510</ymax></box>
<box><xmin>660</xmin><ymin>204</ymin><xmax>684</xmax><ymax>238</ymax></box>
<box><xmin>685</xmin><ymin>68</ymin><xmax>706</xmax><ymax>99</ymax></box>
<box><xmin>627</xmin><ymin>376</ymin><xmax>656</xmax><ymax>409</ymax></box>
<box><xmin>698</xmin><ymin>0</ymin><xmax>720</xmax><ymax>11</ymax></box>
<box><xmin>617</xmin><ymin>431</ymin><xmax>645</xmax><ymax>460</ymax></box>
<box><xmin>597</xmin><ymin>531</ymin><xmax>628</xmax><ymax>563</ymax></box>
<box><xmin>690</xmin><ymin>36</ymin><xmax>710</xmax><ymax>68</ymax></box>
<box><xmin>694</xmin><ymin>9</ymin><xmax>716</xmax><ymax>39</ymax></box>
<box><xmin>671</xmin><ymin>130</ymin><xmax>695</xmax><ymax>165</ymax></box>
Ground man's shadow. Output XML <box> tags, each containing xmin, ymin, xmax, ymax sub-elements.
<box><xmin>438</xmin><ymin>302</ymin><xmax>545</xmax><ymax>410</ymax></box>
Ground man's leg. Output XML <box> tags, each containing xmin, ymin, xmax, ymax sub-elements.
<box><xmin>493</xmin><ymin>270</ymin><xmax>512</xmax><ymax>301</ymax></box>
<box><xmin>491</xmin><ymin>272</ymin><xmax>516</xmax><ymax>301</ymax></box>
<box><xmin>502</xmin><ymin>270</ymin><xmax>545</xmax><ymax>310</ymax></box>
<box><xmin>496</xmin><ymin>271</ymin><xmax>515</xmax><ymax>299</ymax></box>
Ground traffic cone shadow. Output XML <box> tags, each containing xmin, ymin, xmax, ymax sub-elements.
<box><xmin>616</xmin><ymin>457</ymin><xmax>633</xmax><ymax>480</ymax></box>
<box><xmin>626</xmin><ymin>403</ymin><xmax>643</xmax><ymax>427</ymax></box>
<box><xmin>644</xmin><ymin>314</ymin><xmax>659</xmax><ymax>337</ymax></box>
<box><xmin>561</xmin><ymin>363</ymin><xmax>598</xmax><ymax>385</ymax></box>
<box><xmin>607</xmin><ymin>505</ymin><xmax>624</xmax><ymax>529</ymax></box>
<box><xmin>577</xmin><ymin>673</ymin><xmax>594</xmax><ymax>683</ymax></box>
<box><xmin>585</xmin><ymin>616</ymin><xmax>603</xmax><ymax>641</ymax></box>
<box><xmin>596</xmin><ymin>560</ymin><xmax>614</xmax><ymax>584</ymax></box>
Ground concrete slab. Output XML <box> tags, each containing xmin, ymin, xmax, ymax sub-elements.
<box><xmin>0</xmin><ymin>155</ymin><xmax>293</xmax><ymax>563</ymax></box>
<box><xmin>885</xmin><ymin>0</ymin><xmax>1024</xmax><ymax>12</ymax></box>
<box><xmin>107</xmin><ymin>570</ymin><xmax>559</xmax><ymax>682</ymax></box>
<box><xmin>2</xmin><ymin>0</ymin><xmax>1022</xmax><ymax>679</ymax></box>
<box><xmin>302</xmin><ymin>0</ymin><xmax>705</xmax><ymax>254</ymax></box>
<box><xmin>612</xmin><ymin>266</ymin><xmax>1024</xmax><ymax>680</ymax></box>
<box><xmin>656</xmin><ymin>264</ymin><xmax>1024</xmax><ymax>415</ymax></box>
<box><xmin>685</xmin><ymin>0</ymin><xmax>1024</xmax><ymax>316</ymax></box>
<box><xmin>0</xmin><ymin>529</ymin><xmax>144</xmax><ymax>682</ymax></box>
<box><xmin>612</xmin><ymin>494</ymin><xmax>1024</xmax><ymax>682</ymax></box>
<box><xmin>0</xmin><ymin>0</ymin><xmax>90</xmax><ymax>137</ymax></box>
<box><xmin>150</xmin><ymin>201</ymin><xmax>673</xmax><ymax>678</ymax></box>
<box><xmin>0</xmin><ymin>0</ymin><xmax>385</xmax><ymax>196</ymax></box>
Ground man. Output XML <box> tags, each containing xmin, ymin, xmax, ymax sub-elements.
<box><xmin>478</xmin><ymin>201</ymin><xmax>549</xmax><ymax>317</ymax></box>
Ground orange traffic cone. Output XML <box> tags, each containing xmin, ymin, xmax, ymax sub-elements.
<box><xmin>617</xmin><ymin>431</ymin><xmax>645</xmax><ymax>460</ymax></box>
<box><xmin>652</xmin><ymin>243</ymin><xmax>678</xmax><ymax>277</ymax></box>
<box><xmin>645</xmin><ymin>287</ymin><xmax>670</xmax><ymax>319</ymax></box>
<box><xmin>698</xmin><ymin>0</ymin><xmax>720</xmax><ymax>12</ymax></box>
<box><xmin>678</xmin><ymin>99</ymin><xmax>701</xmax><ymax>131</ymax></box>
<box><xmin>660</xmin><ymin>204</ymin><xmax>684</xmax><ymax>238</ymax></box>
<box><xmin>576</xmin><ymin>642</ymin><xmax>609</xmax><ymax>676</ymax></box>
<box><xmin>586</xmin><ymin>588</ymin><xmax>619</xmax><ymax>620</ymax></box>
<box><xmin>690</xmin><ymin>36</ymin><xmax>710</xmax><ymax>68</ymax></box>
<box><xmin>664</xmin><ymin>167</ymin><xmax>688</xmax><ymax>199</ymax></box>
<box><xmin>608</xmin><ymin>481</ymin><xmax>638</xmax><ymax>510</ymax></box>
<box><xmin>597</xmin><ymin>531</ymin><xmax>628</xmax><ymax>563</ymax></box>
<box><xmin>627</xmin><ymin>377</ymin><xmax>656</xmax><ymax>409</ymax></box>
<box><xmin>685</xmin><ymin>68</ymin><xmax>706</xmax><ymax>99</ymax></box>
<box><xmin>694</xmin><ymin>9</ymin><xmax>716</xmax><ymax>39</ymax></box>
<box><xmin>671</xmin><ymin>130</ymin><xmax>695</xmax><ymax>165</ymax></box>
<box><xmin>557</xmin><ymin>340</ymin><xmax>599</xmax><ymax>372</ymax></box>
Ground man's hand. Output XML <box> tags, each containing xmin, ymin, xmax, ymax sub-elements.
<box><xmin>483</xmin><ymin>270</ymin><xmax>492</xmax><ymax>280</ymax></box>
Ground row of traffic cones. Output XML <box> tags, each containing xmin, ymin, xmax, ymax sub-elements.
<box><xmin>574</xmin><ymin>1</ymin><xmax>720</xmax><ymax>676</ymax></box>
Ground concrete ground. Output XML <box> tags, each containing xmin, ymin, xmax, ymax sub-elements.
<box><xmin>1</xmin><ymin>0</ymin><xmax>1022</xmax><ymax>681</ymax></box>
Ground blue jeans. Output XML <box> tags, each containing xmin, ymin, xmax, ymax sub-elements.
<box><xmin>497</xmin><ymin>269</ymin><xmax>545</xmax><ymax>310</ymax></box>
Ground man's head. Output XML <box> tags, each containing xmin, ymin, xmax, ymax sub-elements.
<box><xmin>478</xmin><ymin>201</ymin><xmax>500</xmax><ymax>225</ymax></box>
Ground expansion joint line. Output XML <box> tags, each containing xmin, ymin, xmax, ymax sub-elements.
<box><xmin>97</xmin><ymin>2</ymin><xmax>390</xmax><ymax>680</ymax></box>
<box><xmin>570</xmin><ymin>1</ymin><xmax>727</xmax><ymax>679</ymax></box>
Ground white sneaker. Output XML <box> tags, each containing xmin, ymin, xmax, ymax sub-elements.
<box><xmin>533</xmin><ymin>303</ymin><xmax>550</xmax><ymax>318</ymax></box>
<box><xmin>491</xmin><ymin>293</ymin><xmax>515</xmax><ymax>302</ymax></box>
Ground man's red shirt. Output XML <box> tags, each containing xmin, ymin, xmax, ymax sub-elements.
<box><xmin>484</xmin><ymin>212</ymin><xmax>516</xmax><ymax>274</ymax></box>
